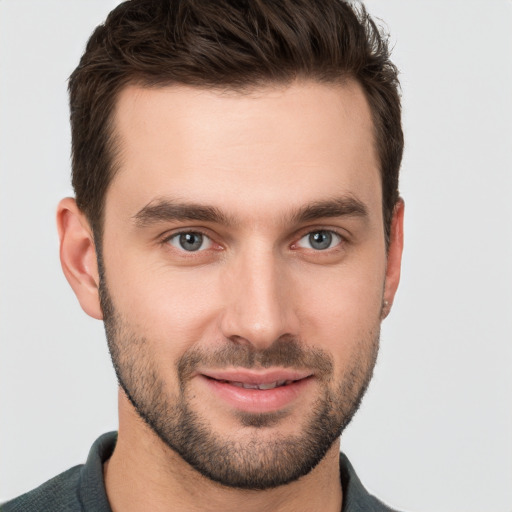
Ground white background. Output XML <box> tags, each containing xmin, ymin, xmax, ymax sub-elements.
<box><xmin>1</xmin><ymin>1</ymin><xmax>511</xmax><ymax>510</ymax></box>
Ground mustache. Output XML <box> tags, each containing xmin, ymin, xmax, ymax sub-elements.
<box><xmin>177</xmin><ymin>335</ymin><xmax>334</xmax><ymax>382</ymax></box>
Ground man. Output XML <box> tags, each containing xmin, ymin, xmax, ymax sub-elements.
<box><xmin>2</xmin><ymin>0</ymin><xmax>404</xmax><ymax>511</ymax></box>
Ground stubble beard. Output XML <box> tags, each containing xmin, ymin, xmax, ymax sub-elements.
<box><xmin>99</xmin><ymin>278</ymin><xmax>380</xmax><ymax>490</ymax></box>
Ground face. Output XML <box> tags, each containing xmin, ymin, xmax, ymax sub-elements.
<box><xmin>97</xmin><ymin>81</ymin><xmax>399</xmax><ymax>489</ymax></box>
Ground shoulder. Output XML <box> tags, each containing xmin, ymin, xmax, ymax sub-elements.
<box><xmin>1</xmin><ymin>465</ymin><xmax>83</xmax><ymax>512</ymax></box>
<box><xmin>339</xmin><ymin>452</ymin><xmax>402</xmax><ymax>512</ymax></box>
<box><xmin>1</xmin><ymin>432</ymin><xmax>116</xmax><ymax>512</ymax></box>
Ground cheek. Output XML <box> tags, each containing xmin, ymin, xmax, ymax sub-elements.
<box><xmin>295</xmin><ymin>259</ymin><xmax>385</xmax><ymax>364</ymax></box>
<box><xmin>103</xmin><ymin>229</ymin><xmax>387</xmax><ymax>368</ymax></box>
<box><xmin>106</xmin><ymin>258</ymin><xmax>224</xmax><ymax>353</ymax></box>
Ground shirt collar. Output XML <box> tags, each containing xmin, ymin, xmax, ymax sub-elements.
<box><xmin>78</xmin><ymin>432</ymin><xmax>395</xmax><ymax>512</ymax></box>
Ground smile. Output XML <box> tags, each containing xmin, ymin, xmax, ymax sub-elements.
<box><xmin>198</xmin><ymin>370</ymin><xmax>314</xmax><ymax>414</ymax></box>
<box><xmin>215</xmin><ymin>379</ymin><xmax>295</xmax><ymax>390</ymax></box>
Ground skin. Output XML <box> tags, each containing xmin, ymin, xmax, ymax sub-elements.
<box><xmin>57</xmin><ymin>80</ymin><xmax>404</xmax><ymax>512</ymax></box>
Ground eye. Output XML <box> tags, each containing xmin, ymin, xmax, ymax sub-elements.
<box><xmin>296</xmin><ymin>230</ymin><xmax>342</xmax><ymax>251</ymax></box>
<box><xmin>167</xmin><ymin>231</ymin><xmax>212</xmax><ymax>252</ymax></box>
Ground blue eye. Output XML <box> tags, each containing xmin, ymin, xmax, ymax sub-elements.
<box><xmin>168</xmin><ymin>232</ymin><xmax>212</xmax><ymax>252</ymax></box>
<box><xmin>297</xmin><ymin>230</ymin><xmax>342</xmax><ymax>250</ymax></box>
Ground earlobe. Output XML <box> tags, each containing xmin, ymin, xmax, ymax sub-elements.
<box><xmin>381</xmin><ymin>198</ymin><xmax>405</xmax><ymax>319</ymax></box>
<box><xmin>57</xmin><ymin>198</ymin><xmax>103</xmax><ymax>320</ymax></box>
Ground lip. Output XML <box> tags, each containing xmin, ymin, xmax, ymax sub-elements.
<box><xmin>201</xmin><ymin>368</ymin><xmax>313</xmax><ymax>385</ymax></box>
<box><xmin>198</xmin><ymin>368</ymin><xmax>314</xmax><ymax>414</ymax></box>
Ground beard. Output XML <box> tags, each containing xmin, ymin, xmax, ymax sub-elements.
<box><xmin>99</xmin><ymin>278</ymin><xmax>380</xmax><ymax>490</ymax></box>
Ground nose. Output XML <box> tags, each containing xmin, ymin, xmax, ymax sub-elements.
<box><xmin>219</xmin><ymin>247</ymin><xmax>299</xmax><ymax>350</ymax></box>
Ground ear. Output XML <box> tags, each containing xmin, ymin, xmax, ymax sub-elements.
<box><xmin>57</xmin><ymin>198</ymin><xmax>103</xmax><ymax>320</ymax></box>
<box><xmin>381</xmin><ymin>198</ymin><xmax>404</xmax><ymax>319</ymax></box>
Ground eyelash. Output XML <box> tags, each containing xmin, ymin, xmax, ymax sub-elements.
<box><xmin>161</xmin><ymin>229</ymin><xmax>217</xmax><ymax>253</ymax></box>
<box><xmin>293</xmin><ymin>229</ymin><xmax>344</xmax><ymax>251</ymax></box>
<box><xmin>160</xmin><ymin>227</ymin><xmax>347</xmax><ymax>255</ymax></box>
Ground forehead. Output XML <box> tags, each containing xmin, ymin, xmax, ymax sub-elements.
<box><xmin>107</xmin><ymin>80</ymin><xmax>381</xmax><ymax>224</ymax></box>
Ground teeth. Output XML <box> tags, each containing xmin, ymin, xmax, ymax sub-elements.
<box><xmin>227</xmin><ymin>379</ymin><xmax>290</xmax><ymax>390</ymax></box>
<box><xmin>257</xmin><ymin>381</ymin><xmax>279</xmax><ymax>390</ymax></box>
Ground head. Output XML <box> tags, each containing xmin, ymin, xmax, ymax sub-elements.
<box><xmin>69</xmin><ymin>0</ymin><xmax>403</xmax><ymax>245</ymax></box>
<box><xmin>59</xmin><ymin>0</ymin><xmax>404</xmax><ymax>491</ymax></box>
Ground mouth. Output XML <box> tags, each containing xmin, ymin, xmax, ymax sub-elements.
<box><xmin>198</xmin><ymin>369</ymin><xmax>314</xmax><ymax>414</ymax></box>
<box><xmin>214</xmin><ymin>379</ymin><xmax>296</xmax><ymax>390</ymax></box>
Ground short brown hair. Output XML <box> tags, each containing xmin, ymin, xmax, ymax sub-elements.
<box><xmin>69</xmin><ymin>0</ymin><xmax>403</xmax><ymax>243</ymax></box>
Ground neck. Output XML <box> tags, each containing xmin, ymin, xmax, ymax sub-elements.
<box><xmin>104</xmin><ymin>392</ymin><xmax>343</xmax><ymax>512</ymax></box>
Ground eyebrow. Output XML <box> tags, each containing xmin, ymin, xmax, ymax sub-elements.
<box><xmin>133</xmin><ymin>199</ymin><xmax>234</xmax><ymax>227</ymax></box>
<box><xmin>132</xmin><ymin>195</ymin><xmax>368</xmax><ymax>228</ymax></box>
<box><xmin>290</xmin><ymin>196</ymin><xmax>368</xmax><ymax>224</ymax></box>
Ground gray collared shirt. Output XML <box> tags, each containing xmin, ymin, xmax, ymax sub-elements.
<box><xmin>2</xmin><ymin>432</ymin><xmax>399</xmax><ymax>511</ymax></box>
